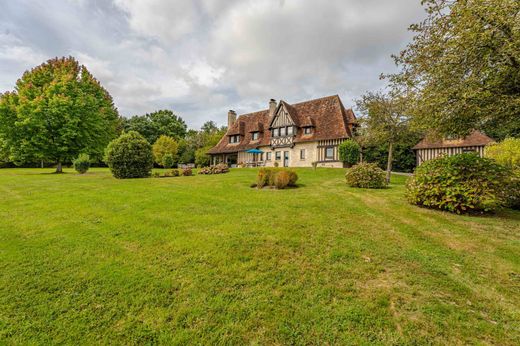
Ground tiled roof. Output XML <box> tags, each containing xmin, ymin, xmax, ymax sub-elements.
<box><xmin>412</xmin><ymin>130</ymin><xmax>494</xmax><ymax>149</ymax></box>
<box><xmin>208</xmin><ymin>95</ymin><xmax>356</xmax><ymax>154</ymax></box>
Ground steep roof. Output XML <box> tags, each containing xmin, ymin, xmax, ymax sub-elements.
<box><xmin>208</xmin><ymin>95</ymin><xmax>356</xmax><ymax>154</ymax></box>
<box><xmin>412</xmin><ymin>130</ymin><xmax>494</xmax><ymax>150</ymax></box>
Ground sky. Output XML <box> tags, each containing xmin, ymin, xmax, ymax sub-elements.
<box><xmin>0</xmin><ymin>0</ymin><xmax>427</xmax><ymax>129</ymax></box>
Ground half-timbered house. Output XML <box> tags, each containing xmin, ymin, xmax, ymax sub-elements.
<box><xmin>207</xmin><ymin>95</ymin><xmax>357</xmax><ymax>167</ymax></box>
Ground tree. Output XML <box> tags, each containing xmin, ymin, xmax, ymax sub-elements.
<box><xmin>338</xmin><ymin>139</ymin><xmax>360</xmax><ymax>167</ymax></box>
<box><xmin>177</xmin><ymin>124</ymin><xmax>227</xmax><ymax>164</ymax></box>
<box><xmin>356</xmin><ymin>91</ymin><xmax>411</xmax><ymax>183</ymax></box>
<box><xmin>387</xmin><ymin>0</ymin><xmax>520</xmax><ymax>137</ymax></box>
<box><xmin>123</xmin><ymin>110</ymin><xmax>187</xmax><ymax>144</ymax></box>
<box><xmin>105</xmin><ymin>131</ymin><xmax>153</xmax><ymax>179</ymax></box>
<box><xmin>485</xmin><ymin>138</ymin><xmax>520</xmax><ymax>169</ymax></box>
<box><xmin>152</xmin><ymin>135</ymin><xmax>179</xmax><ymax>167</ymax></box>
<box><xmin>0</xmin><ymin>57</ymin><xmax>120</xmax><ymax>172</ymax></box>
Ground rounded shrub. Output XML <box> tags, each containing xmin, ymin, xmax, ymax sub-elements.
<box><xmin>406</xmin><ymin>153</ymin><xmax>509</xmax><ymax>214</ymax></box>
<box><xmin>274</xmin><ymin>170</ymin><xmax>291</xmax><ymax>189</ymax></box>
<box><xmin>345</xmin><ymin>162</ymin><xmax>386</xmax><ymax>188</ymax></box>
<box><xmin>105</xmin><ymin>131</ymin><xmax>154</xmax><ymax>179</ymax></box>
<box><xmin>73</xmin><ymin>153</ymin><xmax>90</xmax><ymax>174</ymax></box>
<box><xmin>339</xmin><ymin>139</ymin><xmax>360</xmax><ymax>167</ymax></box>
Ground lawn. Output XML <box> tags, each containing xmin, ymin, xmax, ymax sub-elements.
<box><xmin>0</xmin><ymin>168</ymin><xmax>519</xmax><ymax>345</ymax></box>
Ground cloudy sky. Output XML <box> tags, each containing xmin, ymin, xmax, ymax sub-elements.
<box><xmin>0</xmin><ymin>0</ymin><xmax>426</xmax><ymax>129</ymax></box>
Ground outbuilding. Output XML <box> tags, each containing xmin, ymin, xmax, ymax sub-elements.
<box><xmin>412</xmin><ymin>130</ymin><xmax>494</xmax><ymax>166</ymax></box>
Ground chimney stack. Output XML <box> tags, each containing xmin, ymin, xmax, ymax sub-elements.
<box><xmin>227</xmin><ymin>110</ymin><xmax>237</xmax><ymax>128</ymax></box>
<box><xmin>269</xmin><ymin>99</ymin><xmax>276</xmax><ymax>117</ymax></box>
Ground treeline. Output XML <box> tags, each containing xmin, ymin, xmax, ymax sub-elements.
<box><xmin>0</xmin><ymin>57</ymin><xmax>226</xmax><ymax>170</ymax></box>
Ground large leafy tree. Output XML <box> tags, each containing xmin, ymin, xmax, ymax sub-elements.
<box><xmin>178</xmin><ymin>122</ymin><xmax>227</xmax><ymax>164</ymax></box>
<box><xmin>387</xmin><ymin>0</ymin><xmax>520</xmax><ymax>137</ymax></box>
<box><xmin>356</xmin><ymin>91</ymin><xmax>412</xmax><ymax>183</ymax></box>
<box><xmin>123</xmin><ymin>110</ymin><xmax>187</xmax><ymax>144</ymax></box>
<box><xmin>0</xmin><ymin>57</ymin><xmax>120</xmax><ymax>172</ymax></box>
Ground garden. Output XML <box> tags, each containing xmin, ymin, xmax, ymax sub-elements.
<box><xmin>0</xmin><ymin>167</ymin><xmax>519</xmax><ymax>344</ymax></box>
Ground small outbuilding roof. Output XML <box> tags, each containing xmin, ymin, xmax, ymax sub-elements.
<box><xmin>412</xmin><ymin>130</ymin><xmax>494</xmax><ymax>150</ymax></box>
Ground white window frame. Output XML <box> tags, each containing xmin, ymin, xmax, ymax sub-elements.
<box><xmin>252</xmin><ymin>132</ymin><xmax>259</xmax><ymax>140</ymax></box>
<box><xmin>266</xmin><ymin>152</ymin><xmax>272</xmax><ymax>161</ymax></box>
<box><xmin>275</xmin><ymin>151</ymin><xmax>281</xmax><ymax>160</ymax></box>
<box><xmin>300</xmin><ymin>149</ymin><xmax>306</xmax><ymax>160</ymax></box>
<box><xmin>304</xmin><ymin>127</ymin><xmax>312</xmax><ymax>134</ymax></box>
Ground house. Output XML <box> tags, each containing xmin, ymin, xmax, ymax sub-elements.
<box><xmin>207</xmin><ymin>95</ymin><xmax>357</xmax><ymax>168</ymax></box>
<box><xmin>412</xmin><ymin>130</ymin><xmax>494</xmax><ymax>165</ymax></box>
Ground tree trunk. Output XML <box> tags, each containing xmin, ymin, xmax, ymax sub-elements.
<box><xmin>56</xmin><ymin>161</ymin><xmax>63</xmax><ymax>173</ymax></box>
<box><xmin>386</xmin><ymin>142</ymin><xmax>393</xmax><ymax>184</ymax></box>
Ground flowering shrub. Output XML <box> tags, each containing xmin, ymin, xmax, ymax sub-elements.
<box><xmin>198</xmin><ymin>163</ymin><xmax>230</xmax><ymax>174</ymax></box>
<box><xmin>406</xmin><ymin>153</ymin><xmax>509</xmax><ymax>214</ymax></box>
<box><xmin>345</xmin><ymin>162</ymin><xmax>386</xmax><ymax>188</ymax></box>
<box><xmin>182</xmin><ymin>167</ymin><xmax>193</xmax><ymax>176</ymax></box>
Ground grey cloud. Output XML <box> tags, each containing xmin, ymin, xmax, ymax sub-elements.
<box><xmin>0</xmin><ymin>0</ymin><xmax>426</xmax><ymax>128</ymax></box>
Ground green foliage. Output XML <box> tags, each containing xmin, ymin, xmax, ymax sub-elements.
<box><xmin>256</xmin><ymin>168</ymin><xmax>298</xmax><ymax>189</ymax></box>
<box><xmin>104</xmin><ymin>131</ymin><xmax>153</xmax><ymax>179</ymax></box>
<box><xmin>338</xmin><ymin>140</ymin><xmax>360</xmax><ymax>166</ymax></box>
<box><xmin>345</xmin><ymin>162</ymin><xmax>387</xmax><ymax>189</ymax></box>
<box><xmin>73</xmin><ymin>154</ymin><xmax>90</xmax><ymax>174</ymax></box>
<box><xmin>485</xmin><ymin>138</ymin><xmax>520</xmax><ymax>169</ymax></box>
<box><xmin>161</xmin><ymin>154</ymin><xmax>175</xmax><ymax>169</ymax></box>
<box><xmin>122</xmin><ymin>110</ymin><xmax>187</xmax><ymax>144</ymax></box>
<box><xmin>198</xmin><ymin>163</ymin><xmax>229</xmax><ymax>174</ymax></box>
<box><xmin>387</xmin><ymin>0</ymin><xmax>520</xmax><ymax>137</ymax></box>
<box><xmin>195</xmin><ymin>146</ymin><xmax>211</xmax><ymax>167</ymax></box>
<box><xmin>363</xmin><ymin>142</ymin><xmax>418</xmax><ymax>173</ymax></box>
<box><xmin>152</xmin><ymin>135</ymin><xmax>178</xmax><ymax>167</ymax></box>
<box><xmin>406</xmin><ymin>153</ymin><xmax>510</xmax><ymax>214</ymax></box>
<box><xmin>0</xmin><ymin>57</ymin><xmax>120</xmax><ymax>171</ymax></box>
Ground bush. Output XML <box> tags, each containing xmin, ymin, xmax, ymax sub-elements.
<box><xmin>73</xmin><ymin>153</ymin><xmax>90</xmax><ymax>174</ymax></box>
<box><xmin>198</xmin><ymin>163</ymin><xmax>230</xmax><ymax>175</ymax></box>
<box><xmin>274</xmin><ymin>170</ymin><xmax>291</xmax><ymax>189</ymax></box>
<box><xmin>105</xmin><ymin>131</ymin><xmax>154</xmax><ymax>179</ymax></box>
<box><xmin>182</xmin><ymin>167</ymin><xmax>193</xmax><ymax>176</ymax></box>
<box><xmin>339</xmin><ymin>139</ymin><xmax>360</xmax><ymax>167</ymax></box>
<box><xmin>152</xmin><ymin>135</ymin><xmax>178</xmax><ymax>167</ymax></box>
<box><xmin>406</xmin><ymin>153</ymin><xmax>510</xmax><ymax>214</ymax></box>
<box><xmin>256</xmin><ymin>168</ymin><xmax>298</xmax><ymax>189</ymax></box>
<box><xmin>345</xmin><ymin>162</ymin><xmax>386</xmax><ymax>188</ymax></box>
<box><xmin>485</xmin><ymin>137</ymin><xmax>520</xmax><ymax>169</ymax></box>
<box><xmin>162</xmin><ymin>153</ymin><xmax>175</xmax><ymax>169</ymax></box>
<box><xmin>171</xmin><ymin>169</ymin><xmax>180</xmax><ymax>177</ymax></box>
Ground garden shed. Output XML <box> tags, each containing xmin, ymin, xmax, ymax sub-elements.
<box><xmin>412</xmin><ymin>130</ymin><xmax>494</xmax><ymax>165</ymax></box>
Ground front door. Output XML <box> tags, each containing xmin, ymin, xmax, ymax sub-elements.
<box><xmin>283</xmin><ymin>151</ymin><xmax>289</xmax><ymax>167</ymax></box>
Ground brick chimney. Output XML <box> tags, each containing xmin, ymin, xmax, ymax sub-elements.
<box><xmin>269</xmin><ymin>99</ymin><xmax>277</xmax><ymax>117</ymax></box>
<box><xmin>227</xmin><ymin>110</ymin><xmax>237</xmax><ymax>128</ymax></box>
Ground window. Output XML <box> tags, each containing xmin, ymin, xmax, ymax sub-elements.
<box><xmin>266</xmin><ymin>152</ymin><xmax>272</xmax><ymax>161</ymax></box>
<box><xmin>287</xmin><ymin>126</ymin><xmax>293</xmax><ymax>135</ymax></box>
<box><xmin>229</xmin><ymin>135</ymin><xmax>240</xmax><ymax>143</ymax></box>
<box><xmin>279</xmin><ymin>127</ymin><xmax>286</xmax><ymax>136</ymax></box>
<box><xmin>300</xmin><ymin>149</ymin><xmax>306</xmax><ymax>160</ymax></box>
<box><xmin>304</xmin><ymin>127</ymin><xmax>312</xmax><ymax>134</ymax></box>
<box><xmin>252</xmin><ymin>132</ymin><xmax>259</xmax><ymax>140</ymax></box>
<box><xmin>325</xmin><ymin>146</ymin><xmax>334</xmax><ymax>160</ymax></box>
<box><xmin>272</xmin><ymin>128</ymin><xmax>280</xmax><ymax>137</ymax></box>
<box><xmin>275</xmin><ymin>151</ymin><xmax>281</xmax><ymax>160</ymax></box>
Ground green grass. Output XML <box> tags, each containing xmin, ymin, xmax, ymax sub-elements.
<box><xmin>0</xmin><ymin>168</ymin><xmax>519</xmax><ymax>345</ymax></box>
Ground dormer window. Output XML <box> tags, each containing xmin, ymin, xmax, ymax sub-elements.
<box><xmin>304</xmin><ymin>127</ymin><xmax>312</xmax><ymax>134</ymax></box>
<box><xmin>251</xmin><ymin>132</ymin><xmax>259</xmax><ymax>140</ymax></box>
<box><xmin>280</xmin><ymin>127</ymin><xmax>286</xmax><ymax>136</ymax></box>
<box><xmin>287</xmin><ymin>126</ymin><xmax>294</xmax><ymax>135</ymax></box>
<box><xmin>229</xmin><ymin>135</ymin><xmax>240</xmax><ymax>143</ymax></box>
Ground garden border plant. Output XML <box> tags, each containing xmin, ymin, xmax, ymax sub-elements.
<box><xmin>406</xmin><ymin>153</ymin><xmax>510</xmax><ymax>214</ymax></box>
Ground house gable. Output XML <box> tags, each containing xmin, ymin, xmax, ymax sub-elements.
<box><xmin>269</xmin><ymin>102</ymin><xmax>296</xmax><ymax>128</ymax></box>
